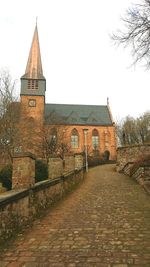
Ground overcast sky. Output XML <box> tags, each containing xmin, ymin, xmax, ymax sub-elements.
<box><xmin>0</xmin><ymin>0</ymin><xmax>149</xmax><ymax>121</ymax></box>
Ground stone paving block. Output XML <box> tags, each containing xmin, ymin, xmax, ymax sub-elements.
<box><xmin>1</xmin><ymin>165</ymin><xmax>150</xmax><ymax>266</ymax></box>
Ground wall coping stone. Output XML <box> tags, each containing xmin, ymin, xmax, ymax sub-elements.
<box><xmin>0</xmin><ymin>168</ymin><xmax>83</xmax><ymax>209</ymax></box>
<box><xmin>117</xmin><ymin>144</ymin><xmax>150</xmax><ymax>150</ymax></box>
<box><xmin>74</xmin><ymin>152</ymin><xmax>84</xmax><ymax>156</ymax></box>
<box><xmin>64</xmin><ymin>153</ymin><xmax>75</xmax><ymax>157</ymax></box>
<box><xmin>48</xmin><ymin>155</ymin><xmax>61</xmax><ymax>159</ymax></box>
<box><xmin>0</xmin><ymin>189</ymin><xmax>29</xmax><ymax>208</ymax></box>
<box><xmin>49</xmin><ymin>153</ymin><xmax>75</xmax><ymax>158</ymax></box>
<box><xmin>13</xmin><ymin>152</ymin><xmax>36</xmax><ymax>160</ymax></box>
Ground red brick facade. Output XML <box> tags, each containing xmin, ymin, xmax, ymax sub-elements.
<box><xmin>46</xmin><ymin>124</ymin><xmax>116</xmax><ymax>160</ymax></box>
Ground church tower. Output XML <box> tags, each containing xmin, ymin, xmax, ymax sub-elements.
<box><xmin>20</xmin><ymin>22</ymin><xmax>46</xmax><ymax>123</ymax></box>
<box><xmin>20</xmin><ymin>23</ymin><xmax>46</xmax><ymax>156</ymax></box>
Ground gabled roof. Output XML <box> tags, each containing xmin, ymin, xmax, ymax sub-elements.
<box><xmin>45</xmin><ymin>103</ymin><xmax>114</xmax><ymax>126</ymax></box>
<box><xmin>21</xmin><ymin>24</ymin><xmax>45</xmax><ymax>80</ymax></box>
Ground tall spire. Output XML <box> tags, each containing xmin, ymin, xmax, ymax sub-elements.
<box><xmin>22</xmin><ymin>23</ymin><xmax>45</xmax><ymax>79</ymax></box>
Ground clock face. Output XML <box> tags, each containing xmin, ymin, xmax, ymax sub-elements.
<box><xmin>28</xmin><ymin>99</ymin><xmax>36</xmax><ymax>107</ymax></box>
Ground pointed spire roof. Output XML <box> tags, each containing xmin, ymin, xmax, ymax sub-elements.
<box><xmin>22</xmin><ymin>23</ymin><xmax>45</xmax><ymax>80</ymax></box>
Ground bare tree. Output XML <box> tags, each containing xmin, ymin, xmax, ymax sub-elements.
<box><xmin>137</xmin><ymin>111</ymin><xmax>150</xmax><ymax>143</ymax></box>
<box><xmin>117</xmin><ymin>116</ymin><xmax>135</xmax><ymax>146</ymax></box>
<box><xmin>43</xmin><ymin>124</ymin><xmax>71</xmax><ymax>163</ymax></box>
<box><xmin>0</xmin><ymin>70</ymin><xmax>19</xmax><ymax>162</ymax></box>
<box><xmin>113</xmin><ymin>0</ymin><xmax>150</xmax><ymax>68</ymax></box>
<box><xmin>43</xmin><ymin>112</ymin><xmax>71</xmax><ymax>162</ymax></box>
<box><xmin>117</xmin><ymin>111</ymin><xmax>150</xmax><ymax>146</ymax></box>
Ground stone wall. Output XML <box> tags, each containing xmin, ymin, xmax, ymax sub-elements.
<box><xmin>63</xmin><ymin>154</ymin><xmax>75</xmax><ymax>174</ymax></box>
<box><xmin>48</xmin><ymin>157</ymin><xmax>63</xmax><ymax>179</ymax></box>
<box><xmin>121</xmin><ymin>162</ymin><xmax>150</xmax><ymax>193</ymax></box>
<box><xmin>116</xmin><ymin>144</ymin><xmax>150</xmax><ymax>172</ymax></box>
<box><xmin>75</xmin><ymin>153</ymin><xmax>84</xmax><ymax>170</ymax></box>
<box><xmin>48</xmin><ymin>154</ymin><xmax>84</xmax><ymax>178</ymax></box>
<box><xmin>12</xmin><ymin>153</ymin><xmax>35</xmax><ymax>189</ymax></box>
<box><xmin>0</xmin><ymin>169</ymin><xmax>84</xmax><ymax>246</ymax></box>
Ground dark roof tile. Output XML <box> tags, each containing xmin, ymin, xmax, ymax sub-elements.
<box><xmin>45</xmin><ymin>103</ymin><xmax>113</xmax><ymax>126</ymax></box>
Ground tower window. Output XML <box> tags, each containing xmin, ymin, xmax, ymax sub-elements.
<box><xmin>28</xmin><ymin>80</ymin><xmax>38</xmax><ymax>90</ymax></box>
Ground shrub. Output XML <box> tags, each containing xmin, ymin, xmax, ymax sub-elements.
<box><xmin>87</xmin><ymin>155</ymin><xmax>102</xmax><ymax>167</ymax></box>
<box><xmin>35</xmin><ymin>160</ymin><xmax>48</xmax><ymax>182</ymax></box>
<box><xmin>0</xmin><ymin>165</ymin><xmax>12</xmax><ymax>190</ymax></box>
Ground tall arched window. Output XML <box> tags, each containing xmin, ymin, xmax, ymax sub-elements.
<box><xmin>71</xmin><ymin>128</ymin><xmax>79</xmax><ymax>148</ymax></box>
<box><xmin>92</xmin><ymin>129</ymin><xmax>99</xmax><ymax>149</ymax></box>
<box><xmin>50</xmin><ymin>128</ymin><xmax>57</xmax><ymax>146</ymax></box>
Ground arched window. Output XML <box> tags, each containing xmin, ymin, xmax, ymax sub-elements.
<box><xmin>71</xmin><ymin>128</ymin><xmax>79</xmax><ymax>148</ymax></box>
<box><xmin>50</xmin><ymin>128</ymin><xmax>57</xmax><ymax>146</ymax></box>
<box><xmin>92</xmin><ymin>129</ymin><xmax>99</xmax><ymax>149</ymax></box>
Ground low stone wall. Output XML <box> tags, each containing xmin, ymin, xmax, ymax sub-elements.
<box><xmin>0</xmin><ymin>169</ymin><xmax>84</xmax><ymax>246</ymax></box>
<box><xmin>116</xmin><ymin>144</ymin><xmax>150</xmax><ymax>172</ymax></box>
<box><xmin>122</xmin><ymin>163</ymin><xmax>150</xmax><ymax>193</ymax></box>
<box><xmin>12</xmin><ymin>153</ymin><xmax>35</xmax><ymax>189</ymax></box>
<box><xmin>48</xmin><ymin>157</ymin><xmax>63</xmax><ymax>179</ymax></box>
<box><xmin>48</xmin><ymin>154</ymin><xmax>83</xmax><ymax>179</ymax></box>
<box><xmin>132</xmin><ymin>167</ymin><xmax>145</xmax><ymax>184</ymax></box>
<box><xmin>75</xmin><ymin>153</ymin><xmax>84</xmax><ymax>170</ymax></box>
<box><xmin>63</xmin><ymin>154</ymin><xmax>75</xmax><ymax>174</ymax></box>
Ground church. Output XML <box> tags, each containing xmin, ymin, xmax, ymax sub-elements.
<box><xmin>19</xmin><ymin>24</ymin><xmax>116</xmax><ymax>162</ymax></box>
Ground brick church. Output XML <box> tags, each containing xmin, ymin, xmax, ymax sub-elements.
<box><xmin>19</xmin><ymin>24</ymin><xmax>116</xmax><ymax>161</ymax></box>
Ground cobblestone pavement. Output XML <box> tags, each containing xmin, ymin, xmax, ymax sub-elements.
<box><xmin>1</xmin><ymin>164</ymin><xmax>150</xmax><ymax>267</ymax></box>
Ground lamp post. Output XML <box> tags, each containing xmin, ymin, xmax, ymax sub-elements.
<box><xmin>83</xmin><ymin>129</ymin><xmax>88</xmax><ymax>172</ymax></box>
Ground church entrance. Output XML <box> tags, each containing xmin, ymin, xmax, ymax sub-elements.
<box><xmin>103</xmin><ymin>150</ymin><xmax>110</xmax><ymax>161</ymax></box>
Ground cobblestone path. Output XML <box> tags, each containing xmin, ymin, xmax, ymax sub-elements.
<box><xmin>1</xmin><ymin>164</ymin><xmax>150</xmax><ymax>267</ymax></box>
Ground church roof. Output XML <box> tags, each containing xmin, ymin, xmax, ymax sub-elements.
<box><xmin>45</xmin><ymin>103</ymin><xmax>114</xmax><ymax>126</ymax></box>
<box><xmin>21</xmin><ymin>24</ymin><xmax>45</xmax><ymax>80</ymax></box>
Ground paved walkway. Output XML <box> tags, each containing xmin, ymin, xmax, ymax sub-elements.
<box><xmin>0</xmin><ymin>164</ymin><xmax>150</xmax><ymax>267</ymax></box>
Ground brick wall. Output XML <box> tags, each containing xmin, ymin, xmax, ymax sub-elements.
<box><xmin>48</xmin><ymin>124</ymin><xmax>117</xmax><ymax>161</ymax></box>
<box><xmin>20</xmin><ymin>95</ymin><xmax>45</xmax><ymax>158</ymax></box>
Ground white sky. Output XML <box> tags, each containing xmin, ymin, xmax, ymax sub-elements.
<box><xmin>0</xmin><ymin>0</ymin><xmax>149</xmax><ymax>122</ymax></box>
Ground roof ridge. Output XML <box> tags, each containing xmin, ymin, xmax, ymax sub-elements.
<box><xmin>45</xmin><ymin>103</ymin><xmax>107</xmax><ymax>107</ymax></box>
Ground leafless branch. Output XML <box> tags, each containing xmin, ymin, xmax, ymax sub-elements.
<box><xmin>112</xmin><ymin>0</ymin><xmax>150</xmax><ymax>68</ymax></box>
